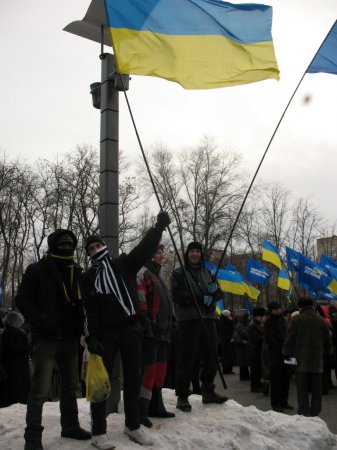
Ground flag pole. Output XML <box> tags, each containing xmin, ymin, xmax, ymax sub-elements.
<box><xmin>213</xmin><ymin>20</ymin><xmax>337</xmax><ymax>281</ymax></box>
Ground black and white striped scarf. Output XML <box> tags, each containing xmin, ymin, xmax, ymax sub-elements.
<box><xmin>91</xmin><ymin>246</ymin><xmax>135</xmax><ymax>316</ymax></box>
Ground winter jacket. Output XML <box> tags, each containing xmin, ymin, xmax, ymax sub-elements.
<box><xmin>15</xmin><ymin>256</ymin><xmax>85</xmax><ymax>340</ymax></box>
<box><xmin>171</xmin><ymin>264</ymin><xmax>219</xmax><ymax>322</ymax></box>
<box><xmin>264</xmin><ymin>314</ymin><xmax>287</xmax><ymax>367</ymax></box>
<box><xmin>136</xmin><ymin>260</ymin><xmax>173</xmax><ymax>342</ymax></box>
<box><xmin>283</xmin><ymin>307</ymin><xmax>332</xmax><ymax>373</ymax></box>
<box><xmin>233</xmin><ymin>317</ymin><xmax>250</xmax><ymax>366</ymax></box>
<box><xmin>247</xmin><ymin>319</ymin><xmax>264</xmax><ymax>360</ymax></box>
<box><xmin>83</xmin><ymin>225</ymin><xmax>165</xmax><ymax>336</ymax></box>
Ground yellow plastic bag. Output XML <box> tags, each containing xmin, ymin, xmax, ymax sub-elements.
<box><xmin>85</xmin><ymin>353</ymin><xmax>111</xmax><ymax>403</ymax></box>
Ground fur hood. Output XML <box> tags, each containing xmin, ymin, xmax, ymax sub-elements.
<box><xmin>4</xmin><ymin>311</ymin><xmax>25</xmax><ymax>329</ymax></box>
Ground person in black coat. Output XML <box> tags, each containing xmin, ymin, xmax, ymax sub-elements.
<box><xmin>16</xmin><ymin>229</ymin><xmax>91</xmax><ymax>450</ymax></box>
<box><xmin>247</xmin><ymin>308</ymin><xmax>265</xmax><ymax>392</ymax></box>
<box><xmin>1</xmin><ymin>311</ymin><xmax>31</xmax><ymax>406</ymax></box>
<box><xmin>83</xmin><ymin>211</ymin><xmax>170</xmax><ymax>449</ymax></box>
<box><xmin>171</xmin><ymin>241</ymin><xmax>228</xmax><ymax>413</ymax></box>
<box><xmin>264</xmin><ymin>302</ymin><xmax>292</xmax><ymax>412</ymax></box>
<box><xmin>219</xmin><ymin>310</ymin><xmax>235</xmax><ymax>374</ymax></box>
<box><xmin>233</xmin><ymin>313</ymin><xmax>250</xmax><ymax>380</ymax></box>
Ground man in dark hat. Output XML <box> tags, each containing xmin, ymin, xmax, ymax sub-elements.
<box><xmin>136</xmin><ymin>243</ymin><xmax>175</xmax><ymax>428</ymax></box>
<box><xmin>83</xmin><ymin>211</ymin><xmax>170</xmax><ymax>449</ymax></box>
<box><xmin>16</xmin><ymin>229</ymin><xmax>91</xmax><ymax>450</ymax></box>
<box><xmin>171</xmin><ymin>241</ymin><xmax>228</xmax><ymax>413</ymax></box>
<box><xmin>283</xmin><ymin>297</ymin><xmax>332</xmax><ymax>416</ymax></box>
<box><xmin>264</xmin><ymin>301</ymin><xmax>292</xmax><ymax>412</ymax></box>
<box><xmin>247</xmin><ymin>307</ymin><xmax>265</xmax><ymax>392</ymax></box>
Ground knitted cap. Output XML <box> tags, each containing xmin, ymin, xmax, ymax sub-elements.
<box><xmin>253</xmin><ymin>307</ymin><xmax>266</xmax><ymax>317</ymax></box>
<box><xmin>85</xmin><ymin>235</ymin><xmax>106</xmax><ymax>255</ymax></box>
<box><xmin>186</xmin><ymin>241</ymin><xmax>203</xmax><ymax>252</ymax></box>
<box><xmin>47</xmin><ymin>229</ymin><xmax>77</xmax><ymax>251</ymax></box>
<box><xmin>267</xmin><ymin>301</ymin><xmax>281</xmax><ymax>311</ymax></box>
<box><xmin>298</xmin><ymin>297</ymin><xmax>314</xmax><ymax>308</ymax></box>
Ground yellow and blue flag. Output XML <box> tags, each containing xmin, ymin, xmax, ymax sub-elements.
<box><xmin>216</xmin><ymin>300</ymin><xmax>225</xmax><ymax>316</ymax></box>
<box><xmin>226</xmin><ymin>264</ymin><xmax>260</xmax><ymax>300</ymax></box>
<box><xmin>104</xmin><ymin>0</ymin><xmax>279</xmax><ymax>89</ymax></box>
<box><xmin>262</xmin><ymin>240</ymin><xmax>282</xmax><ymax>269</ymax></box>
<box><xmin>307</xmin><ymin>21</ymin><xmax>337</xmax><ymax>75</ymax></box>
<box><xmin>205</xmin><ymin>261</ymin><xmax>245</xmax><ymax>295</ymax></box>
<box><xmin>277</xmin><ymin>269</ymin><xmax>291</xmax><ymax>291</ymax></box>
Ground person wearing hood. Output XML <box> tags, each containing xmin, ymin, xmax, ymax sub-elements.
<box><xmin>83</xmin><ymin>211</ymin><xmax>170</xmax><ymax>449</ymax></box>
<box><xmin>16</xmin><ymin>229</ymin><xmax>91</xmax><ymax>450</ymax></box>
<box><xmin>136</xmin><ymin>244</ymin><xmax>175</xmax><ymax>428</ymax></box>
<box><xmin>1</xmin><ymin>310</ymin><xmax>30</xmax><ymax>406</ymax></box>
<box><xmin>171</xmin><ymin>241</ymin><xmax>228</xmax><ymax>413</ymax></box>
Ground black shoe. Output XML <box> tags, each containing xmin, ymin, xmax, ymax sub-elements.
<box><xmin>176</xmin><ymin>396</ymin><xmax>192</xmax><ymax>412</ymax></box>
<box><xmin>61</xmin><ymin>427</ymin><xmax>91</xmax><ymax>440</ymax></box>
<box><xmin>140</xmin><ymin>416</ymin><xmax>153</xmax><ymax>428</ymax></box>
<box><xmin>202</xmin><ymin>391</ymin><xmax>229</xmax><ymax>404</ymax></box>
<box><xmin>281</xmin><ymin>403</ymin><xmax>294</xmax><ymax>410</ymax></box>
<box><xmin>250</xmin><ymin>387</ymin><xmax>263</xmax><ymax>393</ymax></box>
<box><xmin>24</xmin><ymin>441</ymin><xmax>44</xmax><ymax>450</ymax></box>
<box><xmin>148</xmin><ymin>410</ymin><xmax>175</xmax><ymax>418</ymax></box>
<box><xmin>272</xmin><ymin>407</ymin><xmax>284</xmax><ymax>413</ymax></box>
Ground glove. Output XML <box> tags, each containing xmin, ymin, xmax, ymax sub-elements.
<box><xmin>155</xmin><ymin>211</ymin><xmax>171</xmax><ymax>230</ymax></box>
<box><xmin>85</xmin><ymin>335</ymin><xmax>104</xmax><ymax>356</ymax></box>
<box><xmin>203</xmin><ymin>295</ymin><xmax>213</xmax><ymax>307</ymax></box>
<box><xmin>207</xmin><ymin>282</ymin><xmax>218</xmax><ymax>294</ymax></box>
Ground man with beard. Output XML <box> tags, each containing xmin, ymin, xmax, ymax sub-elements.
<box><xmin>16</xmin><ymin>229</ymin><xmax>91</xmax><ymax>450</ymax></box>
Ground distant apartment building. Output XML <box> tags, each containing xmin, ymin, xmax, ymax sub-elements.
<box><xmin>317</xmin><ymin>236</ymin><xmax>337</xmax><ymax>260</ymax></box>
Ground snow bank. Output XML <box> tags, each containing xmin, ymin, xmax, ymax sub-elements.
<box><xmin>2</xmin><ymin>390</ymin><xmax>337</xmax><ymax>449</ymax></box>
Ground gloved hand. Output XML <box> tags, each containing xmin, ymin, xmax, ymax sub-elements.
<box><xmin>85</xmin><ymin>335</ymin><xmax>104</xmax><ymax>356</ymax></box>
<box><xmin>155</xmin><ymin>211</ymin><xmax>171</xmax><ymax>230</ymax></box>
<box><xmin>207</xmin><ymin>282</ymin><xmax>218</xmax><ymax>294</ymax></box>
<box><xmin>203</xmin><ymin>295</ymin><xmax>213</xmax><ymax>307</ymax></box>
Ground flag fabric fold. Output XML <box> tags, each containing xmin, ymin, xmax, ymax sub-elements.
<box><xmin>262</xmin><ymin>240</ymin><xmax>282</xmax><ymax>269</ymax></box>
<box><xmin>104</xmin><ymin>0</ymin><xmax>279</xmax><ymax>89</ymax></box>
<box><xmin>226</xmin><ymin>264</ymin><xmax>260</xmax><ymax>300</ymax></box>
<box><xmin>307</xmin><ymin>21</ymin><xmax>337</xmax><ymax>75</ymax></box>
<box><xmin>277</xmin><ymin>269</ymin><xmax>291</xmax><ymax>291</ymax></box>
<box><xmin>246</xmin><ymin>259</ymin><xmax>271</xmax><ymax>285</ymax></box>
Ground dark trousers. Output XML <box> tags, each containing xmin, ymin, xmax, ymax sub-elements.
<box><xmin>91</xmin><ymin>322</ymin><xmax>142</xmax><ymax>434</ymax></box>
<box><xmin>270</xmin><ymin>364</ymin><xmax>290</xmax><ymax>409</ymax></box>
<box><xmin>175</xmin><ymin>319</ymin><xmax>217</xmax><ymax>398</ymax></box>
<box><xmin>24</xmin><ymin>339</ymin><xmax>80</xmax><ymax>442</ymax></box>
<box><xmin>296</xmin><ymin>372</ymin><xmax>322</xmax><ymax>416</ymax></box>
<box><xmin>250</xmin><ymin>357</ymin><xmax>262</xmax><ymax>390</ymax></box>
<box><xmin>140</xmin><ymin>339</ymin><xmax>168</xmax><ymax>400</ymax></box>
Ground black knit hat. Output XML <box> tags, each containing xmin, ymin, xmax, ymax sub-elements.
<box><xmin>47</xmin><ymin>229</ymin><xmax>77</xmax><ymax>251</ymax></box>
<box><xmin>267</xmin><ymin>301</ymin><xmax>281</xmax><ymax>311</ymax></box>
<box><xmin>85</xmin><ymin>235</ymin><xmax>106</xmax><ymax>255</ymax></box>
<box><xmin>298</xmin><ymin>297</ymin><xmax>314</xmax><ymax>308</ymax></box>
<box><xmin>186</xmin><ymin>241</ymin><xmax>203</xmax><ymax>252</ymax></box>
<box><xmin>253</xmin><ymin>307</ymin><xmax>266</xmax><ymax>317</ymax></box>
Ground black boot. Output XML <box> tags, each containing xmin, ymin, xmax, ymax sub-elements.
<box><xmin>139</xmin><ymin>397</ymin><xmax>153</xmax><ymax>428</ymax></box>
<box><xmin>148</xmin><ymin>386</ymin><xmax>175</xmax><ymax>418</ymax></box>
<box><xmin>176</xmin><ymin>396</ymin><xmax>192</xmax><ymax>412</ymax></box>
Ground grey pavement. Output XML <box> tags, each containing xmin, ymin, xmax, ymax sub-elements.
<box><xmin>215</xmin><ymin>367</ymin><xmax>337</xmax><ymax>434</ymax></box>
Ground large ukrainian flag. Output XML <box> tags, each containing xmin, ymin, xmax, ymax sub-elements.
<box><xmin>262</xmin><ymin>239</ymin><xmax>282</xmax><ymax>269</ymax></box>
<box><xmin>104</xmin><ymin>0</ymin><xmax>279</xmax><ymax>89</ymax></box>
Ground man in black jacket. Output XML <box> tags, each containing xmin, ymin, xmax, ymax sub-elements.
<box><xmin>264</xmin><ymin>301</ymin><xmax>292</xmax><ymax>412</ymax></box>
<box><xmin>16</xmin><ymin>229</ymin><xmax>91</xmax><ymax>450</ymax></box>
<box><xmin>247</xmin><ymin>307</ymin><xmax>265</xmax><ymax>392</ymax></box>
<box><xmin>84</xmin><ymin>211</ymin><xmax>170</xmax><ymax>449</ymax></box>
<box><xmin>171</xmin><ymin>241</ymin><xmax>228</xmax><ymax>413</ymax></box>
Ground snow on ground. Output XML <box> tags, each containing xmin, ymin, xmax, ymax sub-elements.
<box><xmin>2</xmin><ymin>390</ymin><xmax>337</xmax><ymax>450</ymax></box>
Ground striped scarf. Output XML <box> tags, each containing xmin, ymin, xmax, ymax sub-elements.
<box><xmin>91</xmin><ymin>246</ymin><xmax>135</xmax><ymax>317</ymax></box>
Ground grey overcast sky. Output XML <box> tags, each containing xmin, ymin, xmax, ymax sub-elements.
<box><xmin>0</xmin><ymin>0</ymin><xmax>336</xmax><ymax>219</ymax></box>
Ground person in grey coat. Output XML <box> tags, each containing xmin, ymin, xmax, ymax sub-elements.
<box><xmin>283</xmin><ymin>297</ymin><xmax>332</xmax><ymax>416</ymax></box>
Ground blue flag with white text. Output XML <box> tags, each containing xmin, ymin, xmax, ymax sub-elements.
<box><xmin>246</xmin><ymin>259</ymin><xmax>271</xmax><ymax>286</ymax></box>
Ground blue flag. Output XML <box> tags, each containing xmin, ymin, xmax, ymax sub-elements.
<box><xmin>320</xmin><ymin>254</ymin><xmax>337</xmax><ymax>275</ymax></box>
<box><xmin>307</xmin><ymin>21</ymin><xmax>337</xmax><ymax>75</ymax></box>
<box><xmin>0</xmin><ymin>281</ymin><xmax>3</xmax><ymax>306</ymax></box>
<box><xmin>246</xmin><ymin>259</ymin><xmax>271</xmax><ymax>286</ymax></box>
<box><xmin>285</xmin><ymin>247</ymin><xmax>301</xmax><ymax>272</ymax></box>
<box><xmin>245</xmin><ymin>298</ymin><xmax>253</xmax><ymax>317</ymax></box>
<box><xmin>298</xmin><ymin>254</ymin><xmax>330</xmax><ymax>293</ymax></box>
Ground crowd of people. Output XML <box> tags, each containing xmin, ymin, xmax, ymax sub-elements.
<box><xmin>0</xmin><ymin>215</ymin><xmax>335</xmax><ymax>450</ymax></box>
